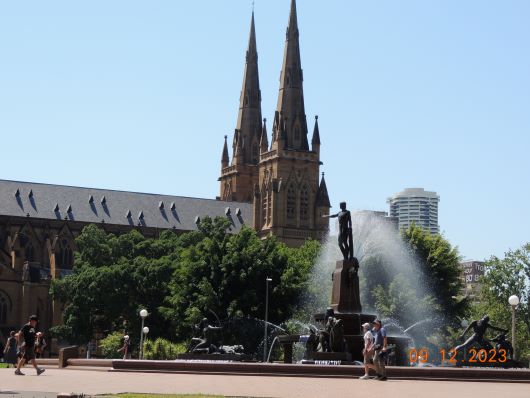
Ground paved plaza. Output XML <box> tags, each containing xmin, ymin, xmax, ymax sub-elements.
<box><xmin>1</xmin><ymin>368</ymin><xmax>529</xmax><ymax>398</ymax></box>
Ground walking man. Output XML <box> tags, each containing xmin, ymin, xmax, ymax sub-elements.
<box><xmin>359</xmin><ymin>322</ymin><xmax>375</xmax><ymax>379</ymax></box>
<box><xmin>15</xmin><ymin>315</ymin><xmax>45</xmax><ymax>376</ymax></box>
<box><xmin>372</xmin><ymin>319</ymin><xmax>388</xmax><ymax>381</ymax></box>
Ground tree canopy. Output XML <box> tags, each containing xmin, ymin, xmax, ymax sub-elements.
<box><xmin>471</xmin><ymin>243</ymin><xmax>530</xmax><ymax>362</ymax></box>
<box><xmin>50</xmin><ymin>219</ymin><xmax>320</xmax><ymax>348</ymax></box>
<box><xmin>369</xmin><ymin>224</ymin><xmax>466</xmax><ymax>327</ymax></box>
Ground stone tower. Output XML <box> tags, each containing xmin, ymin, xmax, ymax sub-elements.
<box><xmin>219</xmin><ymin>12</ymin><xmax>263</xmax><ymax>203</ymax></box>
<box><xmin>253</xmin><ymin>0</ymin><xmax>330</xmax><ymax>246</ymax></box>
<box><xmin>220</xmin><ymin>1</ymin><xmax>330</xmax><ymax>246</ymax></box>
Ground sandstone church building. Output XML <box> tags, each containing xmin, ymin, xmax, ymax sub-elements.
<box><xmin>0</xmin><ymin>0</ymin><xmax>330</xmax><ymax>347</ymax></box>
<box><xmin>219</xmin><ymin>1</ymin><xmax>330</xmax><ymax>246</ymax></box>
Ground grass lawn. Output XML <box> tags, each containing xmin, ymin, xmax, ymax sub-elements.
<box><xmin>0</xmin><ymin>363</ymin><xmax>9</xmax><ymax>368</ymax></box>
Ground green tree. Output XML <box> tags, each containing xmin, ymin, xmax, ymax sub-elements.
<box><xmin>51</xmin><ymin>219</ymin><xmax>320</xmax><ymax>353</ymax></box>
<box><xmin>162</xmin><ymin>217</ymin><xmax>319</xmax><ymax>336</ymax></box>
<box><xmin>401</xmin><ymin>224</ymin><xmax>467</xmax><ymax>323</ymax></box>
<box><xmin>470</xmin><ymin>243</ymin><xmax>530</xmax><ymax>363</ymax></box>
<box><xmin>373</xmin><ymin>274</ymin><xmax>436</xmax><ymax>329</ymax></box>
<box><xmin>50</xmin><ymin>225</ymin><xmax>176</xmax><ymax>343</ymax></box>
<box><xmin>368</xmin><ymin>224</ymin><xmax>466</xmax><ymax>352</ymax></box>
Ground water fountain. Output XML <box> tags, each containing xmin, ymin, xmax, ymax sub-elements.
<box><xmin>278</xmin><ymin>204</ymin><xmax>422</xmax><ymax>365</ymax></box>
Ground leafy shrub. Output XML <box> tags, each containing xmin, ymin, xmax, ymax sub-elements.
<box><xmin>143</xmin><ymin>338</ymin><xmax>186</xmax><ymax>360</ymax></box>
<box><xmin>100</xmin><ymin>332</ymin><xmax>126</xmax><ymax>359</ymax></box>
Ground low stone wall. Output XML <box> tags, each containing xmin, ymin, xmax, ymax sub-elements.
<box><xmin>37</xmin><ymin>358</ymin><xmax>59</xmax><ymax>366</ymax></box>
<box><xmin>111</xmin><ymin>360</ymin><xmax>530</xmax><ymax>382</ymax></box>
<box><xmin>67</xmin><ymin>358</ymin><xmax>113</xmax><ymax>367</ymax></box>
<box><xmin>59</xmin><ymin>346</ymin><xmax>79</xmax><ymax>368</ymax></box>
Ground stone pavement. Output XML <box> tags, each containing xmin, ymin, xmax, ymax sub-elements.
<box><xmin>0</xmin><ymin>391</ymin><xmax>57</xmax><ymax>398</ymax></box>
<box><xmin>1</xmin><ymin>368</ymin><xmax>529</xmax><ymax>398</ymax></box>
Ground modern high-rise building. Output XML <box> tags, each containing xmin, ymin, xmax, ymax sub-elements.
<box><xmin>387</xmin><ymin>188</ymin><xmax>440</xmax><ymax>234</ymax></box>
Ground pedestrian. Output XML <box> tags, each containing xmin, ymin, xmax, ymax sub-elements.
<box><xmin>359</xmin><ymin>322</ymin><xmax>375</xmax><ymax>379</ymax></box>
<box><xmin>15</xmin><ymin>315</ymin><xmax>45</xmax><ymax>376</ymax></box>
<box><xmin>371</xmin><ymin>319</ymin><xmax>388</xmax><ymax>381</ymax></box>
<box><xmin>117</xmin><ymin>335</ymin><xmax>131</xmax><ymax>359</ymax></box>
<box><xmin>3</xmin><ymin>331</ymin><xmax>18</xmax><ymax>368</ymax></box>
<box><xmin>34</xmin><ymin>332</ymin><xmax>47</xmax><ymax>358</ymax></box>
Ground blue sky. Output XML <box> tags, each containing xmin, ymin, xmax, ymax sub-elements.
<box><xmin>1</xmin><ymin>1</ymin><xmax>529</xmax><ymax>261</ymax></box>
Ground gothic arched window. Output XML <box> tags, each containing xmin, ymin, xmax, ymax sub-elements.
<box><xmin>294</xmin><ymin>126</ymin><xmax>301</xmax><ymax>141</ymax></box>
<box><xmin>25</xmin><ymin>242</ymin><xmax>35</xmax><ymax>262</ymax></box>
<box><xmin>0</xmin><ymin>291</ymin><xmax>10</xmax><ymax>325</ymax></box>
<box><xmin>57</xmin><ymin>239</ymin><xmax>73</xmax><ymax>269</ymax></box>
<box><xmin>286</xmin><ymin>185</ymin><xmax>296</xmax><ymax>222</ymax></box>
<box><xmin>300</xmin><ymin>185</ymin><xmax>309</xmax><ymax>223</ymax></box>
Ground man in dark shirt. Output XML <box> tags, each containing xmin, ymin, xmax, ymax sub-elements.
<box><xmin>15</xmin><ymin>315</ymin><xmax>45</xmax><ymax>376</ymax></box>
<box><xmin>371</xmin><ymin>319</ymin><xmax>388</xmax><ymax>381</ymax></box>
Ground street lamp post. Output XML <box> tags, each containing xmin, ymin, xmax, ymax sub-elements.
<box><xmin>142</xmin><ymin>326</ymin><xmax>150</xmax><ymax>358</ymax></box>
<box><xmin>139</xmin><ymin>309</ymin><xmax>148</xmax><ymax>360</ymax></box>
<box><xmin>508</xmin><ymin>295</ymin><xmax>519</xmax><ymax>361</ymax></box>
<box><xmin>263</xmin><ymin>277</ymin><xmax>272</xmax><ymax>362</ymax></box>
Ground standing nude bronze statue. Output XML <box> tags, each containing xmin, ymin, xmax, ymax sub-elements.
<box><xmin>323</xmin><ymin>202</ymin><xmax>354</xmax><ymax>261</ymax></box>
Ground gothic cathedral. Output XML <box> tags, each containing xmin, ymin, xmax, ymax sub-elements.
<box><xmin>219</xmin><ymin>0</ymin><xmax>330</xmax><ymax>247</ymax></box>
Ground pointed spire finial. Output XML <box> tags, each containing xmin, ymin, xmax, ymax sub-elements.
<box><xmin>316</xmin><ymin>172</ymin><xmax>330</xmax><ymax>207</ymax></box>
<box><xmin>287</xmin><ymin>0</ymin><xmax>299</xmax><ymax>40</ymax></box>
<box><xmin>260</xmin><ymin>117</ymin><xmax>269</xmax><ymax>153</ymax></box>
<box><xmin>246</xmin><ymin>9</ymin><xmax>257</xmax><ymax>63</ymax></box>
<box><xmin>312</xmin><ymin>114</ymin><xmax>321</xmax><ymax>147</ymax></box>
<box><xmin>222</xmin><ymin>135</ymin><xmax>230</xmax><ymax>168</ymax></box>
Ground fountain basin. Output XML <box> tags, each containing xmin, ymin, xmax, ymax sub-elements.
<box><xmin>278</xmin><ymin>333</ymin><xmax>410</xmax><ymax>365</ymax></box>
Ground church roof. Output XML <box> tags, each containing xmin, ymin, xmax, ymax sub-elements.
<box><xmin>0</xmin><ymin>179</ymin><xmax>252</xmax><ymax>232</ymax></box>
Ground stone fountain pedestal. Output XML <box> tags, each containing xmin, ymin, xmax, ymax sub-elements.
<box><xmin>279</xmin><ymin>259</ymin><xmax>410</xmax><ymax>365</ymax></box>
<box><xmin>312</xmin><ymin>259</ymin><xmax>377</xmax><ymax>363</ymax></box>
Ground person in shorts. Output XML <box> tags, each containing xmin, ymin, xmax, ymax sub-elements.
<box><xmin>372</xmin><ymin>319</ymin><xmax>388</xmax><ymax>381</ymax></box>
<box><xmin>15</xmin><ymin>315</ymin><xmax>45</xmax><ymax>376</ymax></box>
<box><xmin>359</xmin><ymin>322</ymin><xmax>375</xmax><ymax>379</ymax></box>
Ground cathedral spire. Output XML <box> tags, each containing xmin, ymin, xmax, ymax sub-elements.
<box><xmin>260</xmin><ymin>118</ymin><xmax>268</xmax><ymax>153</ymax></box>
<box><xmin>221</xmin><ymin>135</ymin><xmax>229</xmax><ymax>168</ymax></box>
<box><xmin>274</xmin><ymin>0</ymin><xmax>309</xmax><ymax>151</ymax></box>
<box><xmin>311</xmin><ymin>115</ymin><xmax>320</xmax><ymax>149</ymax></box>
<box><xmin>287</xmin><ymin>0</ymin><xmax>299</xmax><ymax>40</ymax></box>
<box><xmin>235</xmin><ymin>11</ymin><xmax>263</xmax><ymax>164</ymax></box>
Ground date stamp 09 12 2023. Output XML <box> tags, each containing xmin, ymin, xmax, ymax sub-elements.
<box><xmin>409</xmin><ymin>347</ymin><xmax>509</xmax><ymax>364</ymax></box>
